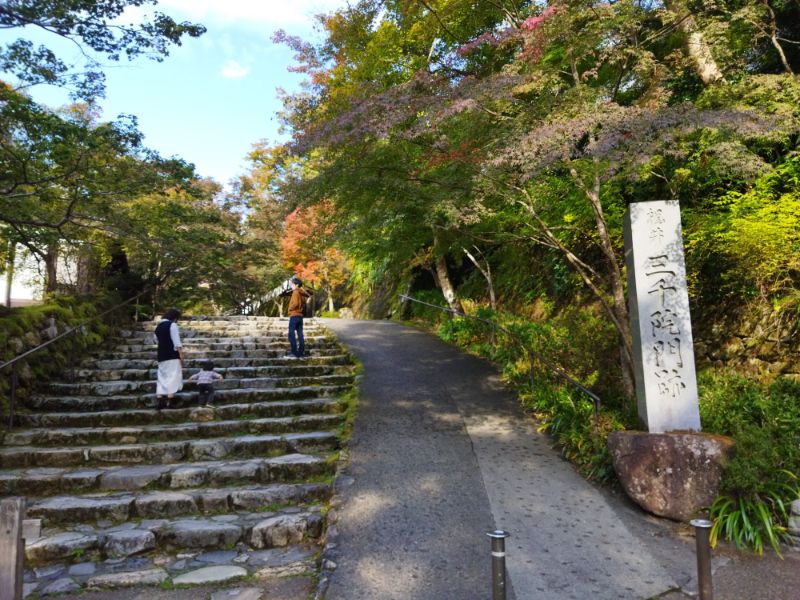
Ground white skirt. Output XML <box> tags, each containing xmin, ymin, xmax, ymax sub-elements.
<box><xmin>156</xmin><ymin>359</ymin><xmax>183</xmax><ymax>396</ymax></box>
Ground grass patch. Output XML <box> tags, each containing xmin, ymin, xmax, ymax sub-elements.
<box><xmin>335</xmin><ymin>384</ymin><xmax>360</xmax><ymax>443</ymax></box>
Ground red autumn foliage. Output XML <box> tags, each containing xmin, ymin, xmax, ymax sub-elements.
<box><xmin>280</xmin><ymin>199</ymin><xmax>348</xmax><ymax>290</ymax></box>
<box><xmin>421</xmin><ymin>140</ymin><xmax>483</xmax><ymax>170</ymax></box>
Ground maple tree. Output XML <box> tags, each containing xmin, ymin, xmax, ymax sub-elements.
<box><xmin>268</xmin><ymin>0</ymin><xmax>799</xmax><ymax>399</ymax></box>
<box><xmin>280</xmin><ymin>199</ymin><xmax>350</xmax><ymax>312</ymax></box>
<box><xmin>0</xmin><ymin>85</ymin><xmax>203</xmax><ymax>292</ymax></box>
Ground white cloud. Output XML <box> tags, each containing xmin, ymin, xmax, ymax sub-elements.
<box><xmin>221</xmin><ymin>59</ymin><xmax>250</xmax><ymax>78</ymax></box>
<box><xmin>158</xmin><ymin>0</ymin><xmax>345</xmax><ymax>30</ymax></box>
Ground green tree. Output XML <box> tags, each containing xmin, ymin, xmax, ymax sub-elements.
<box><xmin>1</xmin><ymin>0</ymin><xmax>205</xmax><ymax>99</ymax></box>
<box><xmin>0</xmin><ymin>86</ymin><xmax>197</xmax><ymax>291</ymax></box>
<box><xmin>114</xmin><ymin>179</ymin><xmax>248</xmax><ymax>312</ymax></box>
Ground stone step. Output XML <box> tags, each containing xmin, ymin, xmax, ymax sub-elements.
<box><xmin>0</xmin><ymin>453</ymin><xmax>332</xmax><ymax>496</ymax></box>
<box><xmin>93</xmin><ymin>348</ymin><xmax>344</xmax><ymax>361</ymax></box>
<box><xmin>104</xmin><ymin>331</ymin><xmax>331</xmax><ymax>342</ymax></box>
<box><xmin>128</xmin><ymin>318</ymin><xmax>324</xmax><ymax>329</ymax></box>
<box><xmin>107</xmin><ymin>335</ymin><xmax>335</xmax><ymax>352</ymax></box>
<box><xmin>70</xmin><ymin>363</ymin><xmax>351</xmax><ymax>382</ymax></box>
<box><xmin>5</xmin><ymin>316</ymin><xmax>353</xmax><ymax>588</ymax></box>
<box><xmin>84</xmin><ymin>349</ymin><xmax>352</xmax><ymax>376</ymax></box>
<box><xmin>43</xmin><ymin>373</ymin><xmax>355</xmax><ymax>397</ymax></box>
<box><xmin>25</xmin><ymin>482</ymin><xmax>330</xmax><ymax>528</ymax></box>
<box><xmin>15</xmin><ymin>397</ymin><xmax>342</xmax><ymax>428</ymax></box>
<box><xmin>0</xmin><ymin>430</ymin><xmax>339</xmax><ymax>468</ymax></box>
<box><xmin>25</xmin><ymin>539</ymin><xmax>319</xmax><ymax>594</ymax></box>
<box><xmin>4</xmin><ymin>413</ymin><xmax>340</xmax><ymax>447</ymax></box>
<box><xmin>128</xmin><ymin>316</ymin><xmax>322</xmax><ymax>324</ymax></box>
<box><xmin>86</xmin><ymin>353</ymin><xmax>352</xmax><ymax>371</ymax></box>
<box><xmin>108</xmin><ymin>341</ymin><xmax>337</xmax><ymax>354</ymax></box>
<box><xmin>114</xmin><ymin>328</ymin><xmax>330</xmax><ymax>341</ymax></box>
<box><xmin>26</xmin><ymin>383</ymin><xmax>351</xmax><ymax>412</ymax></box>
<box><xmin>25</xmin><ymin>499</ymin><xmax>327</xmax><ymax>566</ymax></box>
<box><xmin>126</xmin><ymin>318</ymin><xmax>324</xmax><ymax>330</ymax></box>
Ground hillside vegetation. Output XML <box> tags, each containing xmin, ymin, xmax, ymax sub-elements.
<box><xmin>2</xmin><ymin>0</ymin><xmax>799</xmax><ymax>553</ymax></box>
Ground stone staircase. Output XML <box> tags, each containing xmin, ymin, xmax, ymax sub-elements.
<box><xmin>0</xmin><ymin>316</ymin><xmax>355</xmax><ymax>596</ymax></box>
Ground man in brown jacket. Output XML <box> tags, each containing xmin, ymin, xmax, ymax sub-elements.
<box><xmin>287</xmin><ymin>275</ymin><xmax>311</xmax><ymax>358</ymax></box>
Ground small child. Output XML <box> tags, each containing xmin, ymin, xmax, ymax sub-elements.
<box><xmin>187</xmin><ymin>361</ymin><xmax>224</xmax><ymax>407</ymax></box>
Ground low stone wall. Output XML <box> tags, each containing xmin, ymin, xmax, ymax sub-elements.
<box><xmin>694</xmin><ymin>304</ymin><xmax>800</xmax><ymax>381</ymax></box>
<box><xmin>0</xmin><ymin>301</ymin><xmax>110</xmax><ymax>408</ymax></box>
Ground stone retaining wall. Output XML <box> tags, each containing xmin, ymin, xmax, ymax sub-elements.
<box><xmin>694</xmin><ymin>304</ymin><xmax>800</xmax><ymax>381</ymax></box>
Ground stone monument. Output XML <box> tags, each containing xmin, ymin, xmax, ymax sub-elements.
<box><xmin>609</xmin><ymin>200</ymin><xmax>733</xmax><ymax>521</ymax></box>
<box><xmin>623</xmin><ymin>200</ymin><xmax>700</xmax><ymax>433</ymax></box>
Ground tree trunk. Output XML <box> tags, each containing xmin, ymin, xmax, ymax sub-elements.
<box><xmin>76</xmin><ymin>247</ymin><xmax>94</xmax><ymax>294</ymax></box>
<box><xmin>152</xmin><ymin>259</ymin><xmax>162</xmax><ymax>316</ymax></box>
<box><xmin>327</xmin><ymin>292</ymin><xmax>335</xmax><ymax>313</ymax></box>
<box><xmin>44</xmin><ymin>242</ymin><xmax>59</xmax><ymax>294</ymax></box>
<box><xmin>463</xmin><ymin>246</ymin><xmax>496</xmax><ymax>310</ymax></box>
<box><xmin>515</xmin><ymin>169</ymin><xmax>636</xmax><ymax>401</ymax></box>
<box><xmin>434</xmin><ymin>253</ymin><xmax>464</xmax><ymax>314</ymax></box>
<box><xmin>668</xmin><ymin>1</ymin><xmax>723</xmax><ymax>84</ymax></box>
<box><xmin>4</xmin><ymin>240</ymin><xmax>15</xmax><ymax>307</ymax></box>
<box><xmin>762</xmin><ymin>0</ymin><xmax>794</xmax><ymax>74</ymax></box>
<box><xmin>570</xmin><ymin>166</ymin><xmax>636</xmax><ymax>400</ymax></box>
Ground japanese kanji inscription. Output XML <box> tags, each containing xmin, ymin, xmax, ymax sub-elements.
<box><xmin>624</xmin><ymin>201</ymin><xmax>701</xmax><ymax>433</ymax></box>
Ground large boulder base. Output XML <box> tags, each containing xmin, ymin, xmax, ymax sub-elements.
<box><xmin>607</xmin><ymin>431</ymin><xmax>735</xmax><ymax>521</ymax></box>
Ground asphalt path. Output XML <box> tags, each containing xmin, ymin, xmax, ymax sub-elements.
<box><xmin>321</xmin><ymin>319</ymin><xmax>691</xmax><ymax>600</ymax></box>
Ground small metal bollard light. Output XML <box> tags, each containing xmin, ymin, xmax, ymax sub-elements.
<box><xmin>487</xmin><ymin>529</ymin><xmax>511</xmax><ymax>600</ymax></box>
<box><xmin>690</xmin><ymin>518</ymin><xmax>714</xmax><ymax>600</ymax></box>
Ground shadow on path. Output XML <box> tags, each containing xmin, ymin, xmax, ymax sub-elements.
<box><xmin>322</xmin><ymin>319</ymin><xmax>687</xmax><ymax>600</ymax></box>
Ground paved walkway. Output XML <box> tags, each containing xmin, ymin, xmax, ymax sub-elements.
<box><xmin>321</xmin><ymin>319</ymin><xmax>800</xmax><ymax>600</ymax></box>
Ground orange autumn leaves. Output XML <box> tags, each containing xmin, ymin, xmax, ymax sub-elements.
<box><xmin>280</xmin><ymin>198</ymin><xmax>349</xmax><ymax>293</ymax></box>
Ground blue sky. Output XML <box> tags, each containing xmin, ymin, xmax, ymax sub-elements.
<box><xmin>2</xmin><ymin>0</ymin><xmax>346</xmax><ymax>185</ymax></box>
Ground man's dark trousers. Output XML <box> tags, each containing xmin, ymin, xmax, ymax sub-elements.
<box><xmin>288</xmin><ymin>316</ymin><xmax>305</xmax><ymax>357</ymax></box>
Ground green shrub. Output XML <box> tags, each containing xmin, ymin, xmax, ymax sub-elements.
<box><xmin>530</xmin><ymin>381</ymin><xmax>627</xmax><ymax>483</ymax></box>
<box><xmin>424</xmin><ymin>302</ymin><xmax>630</xmax><ymax>484</ymax></box>
<box><xmin>405</xmin><ymin>289</ymin><xmax>451</xmax><ymax>324</ymax></box>
<box><xmin>700</xmin><ymin>371</ymin><xmax>800</xmax><ymax>553</ymax></box>
<box><xmin>685</xmin><ymin>155</ymin><xmax>800</xmax><ymax>307</ymax></box>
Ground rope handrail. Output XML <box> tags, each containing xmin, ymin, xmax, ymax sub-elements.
<box><xmin>1</xmin><ymin>290</ymin><xmax>148</xmax><ymax>429</ymax></box>
<box><xmin>0</xmin><ymin>290</ymin><xmax>147</xmax><ymax>372</ymax></box>
<box><xmin>400</xmin><ymin>294</ymin><xmax>600</xmax><ymax>429</ymax></box>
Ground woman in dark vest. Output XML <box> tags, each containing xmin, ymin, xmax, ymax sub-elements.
<box><xmin>154</xmin><ymin>308</ymin><xmax>184</xmax><ymax>409</ymax></box>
